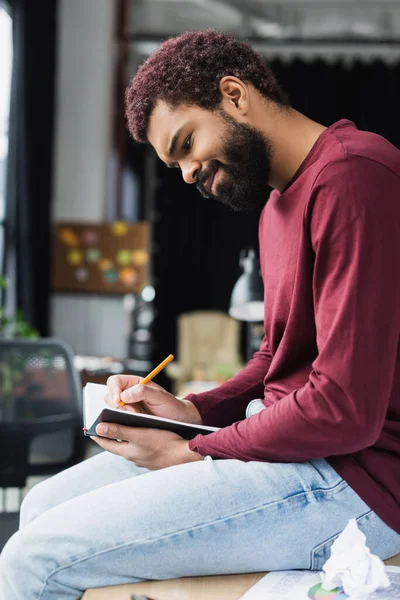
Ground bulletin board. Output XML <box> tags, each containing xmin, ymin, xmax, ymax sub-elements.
<box><xmin>52</xmin><ymin>222</ymin><xmax>150</xmax><ymax>294</ymax></box>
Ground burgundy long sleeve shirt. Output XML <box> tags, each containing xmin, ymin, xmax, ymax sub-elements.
<box><xmin>187</xmin><ymin>120</ymin><xmax>400</xmax><ymax>534</ymax></box>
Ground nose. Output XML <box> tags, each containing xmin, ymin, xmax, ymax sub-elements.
<box><xmin>181</xmin><ymin>161</ymin><xmax>200</xmax><ymax>185</ymax></box>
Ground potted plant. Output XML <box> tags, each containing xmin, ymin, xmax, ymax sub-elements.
<box><xmin>0</xmin><ymin>276</ymin><xmax>41</xmax><ymax>421</ymax></box>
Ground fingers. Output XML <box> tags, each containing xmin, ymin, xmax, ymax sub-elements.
<box><xmin>104</xmin><ymin>390</ymin><xmax>117</xmax><ymax>408</ymax></box>
<box><xmin>93</xmin><ymin>430</ymin><xmax>130</xmax><ymax>459</ymax></box>
<box><xmin>96</xmin><ymin>422</ymin><xmax>128</xmax><ymax>440</ymax></box>
<box><xmin>120</xmin><ymin>382</ymin><xmax>161</xmax><ymax>405</ymax></box>
<box><xmin>120</xmin><ymin>383</ymin><xmax>143</xmax><ymax>404</ymax></box>
<box><xmin>95</xmin><ymin>423</ymin><xmax>148</xmax><ymax>448</ymax></box>
<box><xmin>106</xmin><ymin>374</ymin><xmax>143</xmax><ymax>406</ymax></box>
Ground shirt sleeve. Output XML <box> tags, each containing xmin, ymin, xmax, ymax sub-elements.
<box><xmin>188</xmin><ymin>156</ymin><xmax>400</xmax><ymax>461</ymax></box>
<box><xmin>185</xmin><ymin>335</ymin><xmax>272</xmax><ymax>427</ymax></box>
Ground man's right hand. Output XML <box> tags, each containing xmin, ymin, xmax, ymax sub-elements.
<box><xmin>105</xmin><ymin>374</ymin><xmax>203</xmax><ymax>425</ymax></box>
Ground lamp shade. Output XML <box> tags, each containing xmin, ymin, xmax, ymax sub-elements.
<box><xmin>229</xmin><ymin>249</ymin><xmax>264</xmax><ymax>322</ymax></box>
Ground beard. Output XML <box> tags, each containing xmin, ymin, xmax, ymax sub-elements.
<box><xmin>196</xmin><ymin>111</ymin><xmax>272</xmax><ymax>212</ymax></box>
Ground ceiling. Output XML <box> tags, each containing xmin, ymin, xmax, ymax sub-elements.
<box><xmin>127</xmin><ymin>0</ymin><xmax>400</xmax><ymax>40</ymax></box>
<box><xmin>124</xmin><ymin>0</ymin><xmax>400</xmax><ymax>70</ymax></box>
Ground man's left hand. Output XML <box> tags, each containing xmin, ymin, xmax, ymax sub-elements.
<box><xmin>92</xmin><ymin>422</ymin><xmax>203</xmax><ymax>470</ymax></box>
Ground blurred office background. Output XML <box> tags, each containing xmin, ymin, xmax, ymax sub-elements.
<box><xmin>1</xmin><ymin>0</ymin><xmax>400</xmax><ymax>549</ymax></box>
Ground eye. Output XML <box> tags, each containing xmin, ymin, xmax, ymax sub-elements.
<box><xmin>182</xmin><ymin>135</ymin><xmax>192</xmax><ymax>153</ymax></box>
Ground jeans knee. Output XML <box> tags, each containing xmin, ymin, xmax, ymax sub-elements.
<box><xmin>0</xmin><ymin>525</ymin><xmax>53</xmax><ymax>599</ymax></box>
<box><xmin>20</xmin><ymin>479</ymin><xmax>52</xmax><ymax>527</ymax></box>
<box><xmin>0</xmin><ymin>530</ymin><xmax>24</xmax><ymax>596</ymax></box>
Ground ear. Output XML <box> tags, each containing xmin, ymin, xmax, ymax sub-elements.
<box><xmin>219</xmin><ymin>76</ymin><xmax>249</xmax><ymax>116</ymax></box>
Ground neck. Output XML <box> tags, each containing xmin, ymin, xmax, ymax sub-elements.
<box><xmin>262</xmin><ymin>108</ymin><xmax>327</xmax><ymax>193</ymax></box>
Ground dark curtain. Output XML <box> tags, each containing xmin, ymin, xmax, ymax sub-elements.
<box><xmin>151</xmin><ymin>158</ymin><xmax>262</xmax><ymax>368</ymax></box>
<box><xmin>272</xmin><ymin>58</ymin><xmax>400</xmax><ymax>149</ymax></box>
<box><xmin>4</xmin><ymin>0</ymin><xmax>57</xmax><ymax>334</ymax></box>
<box><xmin>151</xmin><ymin>57</ymin><xmax>400</xmax><ymax>369</ymax></box>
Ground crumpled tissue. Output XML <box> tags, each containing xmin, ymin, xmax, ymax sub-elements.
<box><xmin>320</xmin><ymin>518</ymin><xmax>390</xmax><ymax>599</ymax></box>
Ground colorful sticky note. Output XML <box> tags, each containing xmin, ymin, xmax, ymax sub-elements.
<box><xmin>75</xmin><ymin>267</ymin><xmax>89</xmax><ymax>282</ymax></box>
<box><xmin>103</xmin><ymin>268</ymin><xmax>118</xmax><ymax>283</ymax></box>
<box><xmin>82</xmin><ymin>230</ymin><xmax>99</xmax><ymax>246</ymax></box>
<box><xmin>59</xmin><ymin>228</ymin><xmax>79</xmax><ymax>247</ymax></box>
<box><xmin>117</xmin><ymin>249</ymin><xmax>132</xmax><ymax>266</ymax></box>
<box><xmin>67</xmin><ymin>249</ymin><xmax>83</xmax><ymax>266</ymax></box>
<box><xmin>131</xmin><ymin>249</ymin><xmax>149</xmax><ymax>266</ymax></box>
<box><xmin>112</xmin><ymin>221</ymin><xmax>128</xmax><ymax>237</ymax></box>
<box><xmin>86</xmin><ymin>248</ymin><xmax>101</xmax><ymax>263</ymax></box>
<box><xmin>119</xmin><ymin>267</ymin><xmax>138</xmax><ymax>286</ymax></box>
<box><xmin>99</xmin><ymin>258</ymin><xmax>113</xmax><ymax>271</ymax></box>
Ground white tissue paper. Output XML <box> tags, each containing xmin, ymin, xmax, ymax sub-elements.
<box><xmin>320</xmin><ymin>518</ymin><xmax>390</xmax><ymax>599</ymax></box>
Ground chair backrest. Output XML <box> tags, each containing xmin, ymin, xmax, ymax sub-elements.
<box><xmin>176</xmin><ymin>310</ymin><xmax>242</xmax><ymax>380</ymax></box>
<box><xmin>0</xmin><ymin>337</ymin><xmax>86</xmax><ymax>488</ymax></box>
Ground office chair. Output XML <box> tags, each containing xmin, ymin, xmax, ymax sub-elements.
<box><xmin>0</xmin><ymin>337</ymin><xmax>86</xmax><ymax>508</ymax></box>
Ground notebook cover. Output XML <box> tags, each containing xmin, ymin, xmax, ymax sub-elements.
<box><xmin>84</xmin><ymin>407</ymin><xmax>219</xmax><ymax>440</ymax></box>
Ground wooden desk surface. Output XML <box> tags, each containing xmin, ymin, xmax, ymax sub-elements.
<box><xmin>82</xmin><ymin>554</ymin><xmax>400</xmax><ymax>600</ymax></box>
<box><xmin>82</xmin><ymin>572</ymin><xmax>265</xmax><ymax>600</ymax></box>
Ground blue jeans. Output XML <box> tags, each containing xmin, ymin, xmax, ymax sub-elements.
<box><xmin>0</xmin><ymin>450</ymin><xmax>399</xmax><ymax>600</ymax></box>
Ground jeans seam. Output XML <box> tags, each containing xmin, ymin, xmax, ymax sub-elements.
<box><xmin>38</xmin><ymin>478</ymin><xmax>348</xmax><ymax>596</ymax></box>
<box><xmin>310</xmin><ymin>508</ymin><xmax>374</xmax><ymax>570</ymax></box>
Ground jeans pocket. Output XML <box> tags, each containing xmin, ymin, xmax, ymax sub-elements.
<box><xmin>310</xmin><ymin>510</ymin><xmax>374</xmax><ymax>571</ymax></box>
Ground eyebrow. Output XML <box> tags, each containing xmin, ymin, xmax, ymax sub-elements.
<box><xmin>167</xmin><ymin>126</ymin><xmax>184</xmax><ymax>159</ymax></box>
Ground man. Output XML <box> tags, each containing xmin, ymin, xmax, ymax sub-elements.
<box><xmin>1</xmin><ymin>29</ymin><xmax>400</xmax><ymax>599</ymax></box>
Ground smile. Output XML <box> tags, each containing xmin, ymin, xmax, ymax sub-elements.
<box><xmin>210</xmin><ymin>168</ymin><xmax>222</xmax><ymax>194</ymax></box>
<box><xmin>204</xmin><ymin>168</ymin><xmax>218</xmax><ymax>195</ymax></box>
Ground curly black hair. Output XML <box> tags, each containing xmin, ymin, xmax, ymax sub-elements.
<box><xmin>125</xmin><ymin>29</ymin><xmax>289</xmax><ymax>143</ymax></box>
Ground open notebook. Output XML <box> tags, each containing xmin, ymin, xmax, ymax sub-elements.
<box><xmin>83</xmin><ymin>382</ymin><xmax>220</xmax><ymax>440</ymax></box>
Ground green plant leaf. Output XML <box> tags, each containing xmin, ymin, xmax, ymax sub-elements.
<box><xmin>0</xmin><ymin>277</ymin><xmax>39</xmax><ymax>340</ymax></box>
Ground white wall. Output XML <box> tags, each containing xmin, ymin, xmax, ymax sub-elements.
<box><xmin>51</xmin><ymin>0</ymin><xmax>128</xmax><ymax>358</ymax></box>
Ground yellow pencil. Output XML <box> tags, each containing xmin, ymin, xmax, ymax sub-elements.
<box><xmin>117</xmin><ymin>354</ymin><xmax>174</xmax><ymax>407</ymax></box>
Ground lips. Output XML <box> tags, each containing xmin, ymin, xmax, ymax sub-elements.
<box><xmin>204</xmin><ymin>169</ymin><xmax>218</xmax><ymax>195</ymax></box>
